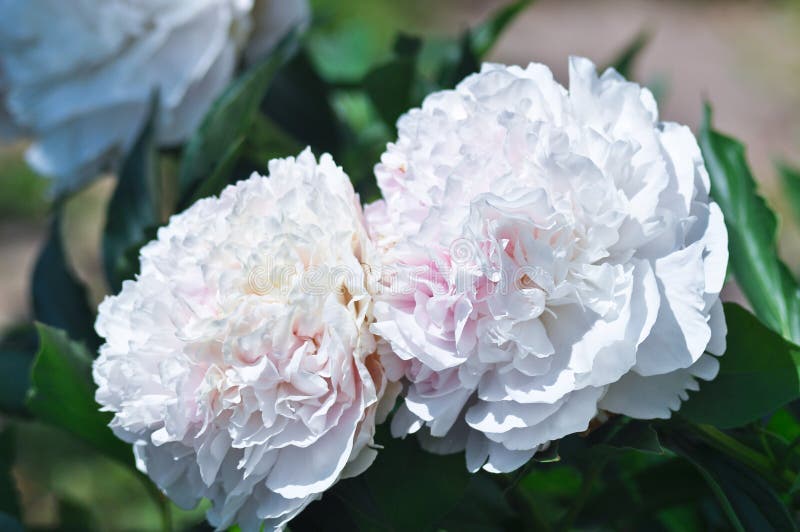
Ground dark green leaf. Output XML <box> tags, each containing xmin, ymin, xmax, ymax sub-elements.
<box><xmin>778</xmin><ymin>161</ymin><xmax>800</xmax><ymax>225</ymax></box>
<box><xmin>470</xmin><ymin>0</ymin><xmax>533</xmax><ymax>58</ymax></box>
<box><xmin>31</xmin><ymin>212</ymin><xmax>99</xmax><ymax>350</ymax></box>
<box><xmin>579</xmin><ymin>459</ymin><xmax>710</xmax><ymax>528</ymax></box>
<box><xmin>26</xmin><ymin>324</ymin><xmax>132</xmax><ymax>466</ymax></box>
<box><xmin>178</xmin><ymin>30</ymin><xmax>299</xmax><ymax>203</ymax></box>
<box><xmin>560</xmin><ymin>418</ymin><xmax>663</xmax><ymax>462</ymax></box>
<box><xmin>700</xmin><ymin>105</ymin><xmax>800</xmax><ymax>342</ymax></box>
<box><xmin>55</xmin><ymin>498</ymin><xmax>99</xmax><ymax>531</ymax></box>
<box><xmin>261</xmin><ymin>49</ymin><xmax>342</xmax><ymax>156</ymax></box>
<box><xmin>439</xmin><ymin>473</ymin><xmax>519</xmax><ymax>531</ymax></box>
<box><xmin>362</xmin><ymin>430</ymin><xmax>472</xmax><ymax>530</ymax></box>
<box><xmin>300</xmin><ymin>427</ymin><xmax>474</xmax><ymax>530</ymax></box>
<box><xmin>604</xmin><ymin>30</ymin><xmax>650</xmax><ymax>78</ymax></box>
<box><xmin>186</xmin><ymin>137</ymin><xmax>246</xmax><ymax>204</ymax></box>
<box><xmin>439</xmin><ymin>0</ymin><xmax>534</xmax><ymax>87</ymax></box>
<box><xmin>103</xmin><ymin>96</ymin><xmax>160</xmax><ymax>292</ymax></box>
<box><xmin>599</xmin><ymin>421</ymin><xmax>664</xmax><ymax>456</ymax></box>
<box><xmin>363</xmin><ymin>37</ymin><xmax>421</xmax><ymax>130</ymax></box>
<box><xmin>681</xmin><ymin>304</ymin><xmax>800</xmax><ymax>428</ymax></box>
<box><xmin>0</xmin><ymin>427</ymin><xmax>20</xmax><ymax>518</ymax></box>
<box><xmin>242</xmin><ymin>114</ymin><xmax>303</xmax><ymax>168</ymax></box>
<box><xmin>665</xmin><ymin>433</ymin><xmax>797</xmax><ymax>532</ymax></box>
<box><xmin>0</xmin><ymin>325</ymin><xmax>37</xmax><ymax>415</ymax></box>
<box><xmin>520</xmin><ymin>463</ymin><xmax>582</xmax><ymax>500</ymax></box>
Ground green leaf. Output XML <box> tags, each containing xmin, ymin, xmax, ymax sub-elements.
<box><xmin>560</xmin><ymin>418</ymin><xmax>664</xmax><ymax>462</ymax></box>
<box><xmin>297</xmin><ymin>427</ymin><xmax>473</xmax><ymax>530</ymax></box>
<box><xmin>0</xmin><ymin>325</ymin><xmax>37</xmax><ymax>415</ymax></box>
<box><xmin>55</xmin><ymin>498</ymin><xmax>99</xmax><ymax>531</ymax></box>
<box><xmin>439</xmin><ymin>0</ymin><xmax>534</xmax><ymax>88</ymax></box>
<box><xmin>31</xmin><ymin>212</ymin><xmax>99</xmax><ymax>350</ymax></box>
<box><xmin>103</xmin><ymin>96</ymin><xmax>160</xmax><ymax>293</ymax></box>
<box><xmin>242</xmin><ymin>114</ymin><xmax>304</xmax><ymax>168</ymax></box>
<box><xmin>604</xmin><ymin>30</ymin><xmax>650</xmax><ymax>78</ymax></box>
<box><xmin>186</xmin><ymin>136</ymin><xmax>246</xmax><ymax>205</ymax></box>
<box><xmin>439</xmin><ymin>473</ymin><xmax>519</xmax><ymax>531</ymax></box>
<box><xmin>665</xmin><ymin>433</ymin><xmax>797</xmax><ymax>532</ymax></box>
<box><xmin>26</xmin><ymin>324</ymin><xmax>132</xmax><ymax>467</ymax></box>
<box><xmin>700</xmin><ymin>105</ymin><xmax>800</xmax><ymax>343</ymax></box>
<box><xmin>599</xmin><ymin>421</ymin><xmax>664</xmax><ymax>456</ymax></box>
<box><xmin>470</xmin><ymin>0</ymin><xmax>533</xmax><ymax>58</ymax></box>
<box><xmin>363</xmin><ymin>35</ymin><xmax>422</xmax><ymax>130</ymax></box>
<box><xmin>361</xmin><ymin>430</ymin><xmax>472</xmax><ymax>530</ymax></box>
<box><xmin>178</xmin><ymin>30</ymin><xmax>299</xmax><ymax>203</ymax></box>
<box><xmin>261</xmin><ymin>50</ymin><xmax>342</xmax><ymax>156</ymax></box>
<box><xmin>778</xmin><ymin>161</ymin><xmax>800</xmax><ymax>225</ymax></box>
<box><xmin>0</xmin><ymin>427</ymin><xmax>20</xmax><ymax>519</ymax></box>
<box><xmin>680</xmin><ymin>304</ymin><xmax>800</xmax><ymax>428</ymax></box>
<box><xmin>579</xmin><ymin>459</ymin><xmax>710</xmax><ymax>528</ymax></box>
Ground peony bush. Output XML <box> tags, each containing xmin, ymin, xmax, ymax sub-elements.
<box><xmin>2</xmin><ymin>1</ymin><xmax>800</xmax><ymax>531</ymax></box>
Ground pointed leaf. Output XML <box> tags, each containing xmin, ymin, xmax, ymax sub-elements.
<box><xmin>470</xmin><ymin>0</ymin><xmax>534</xmax><ymax>58</ymax></box>
<box><xmin>261</xmin><ymin>49</ymin><xmax>342</xmax><ymax>156</ymax></box>
<box><xmin>700</xmin><ymin>105</ymin><xmax>800</xmax><ymax>343</ymax></box>
<box><xmin>666</xmin><ymin>433</ymin><xmax>797</xmax><ymax>532</ymax></box>
<box><xmin>778</xmin><ymin>161</ymin><xmax>800</xmax><ymax>225</ymax></box>
<box><xmin>103</xmin><ymin>97</ymin><xmax>160</xmax><ymax>292</ymax></box>
<box><xmin>363</xmin><ymin>35</ymin><xmax>422</xmax><ymax>130</ymax></box>
<box><xmin>26</xmin><ymin>324</ymin><xmax>132</xmax><ymax>466</ymax></box>
<box><xmin>440</xmin><ymin>0</ymin><xmax>534</xmax><ymax>87</ymax></box>
<box><xmin>681</xmin><ymin>304</ymin><xmax>800</xmax><ymax>428</ymax></box>
<box><xmin>31</xmin><ymin>212</ymin><xmax>99</xmax><ymax>350</ymax></box>
<box><xmin>0</xmin><ymin>427</ymin><xmax>20</xmax><ymax>519</ymax></box>
<box><xmin>604</xmin><ymin>30</ymin><xmax>650</xmax><ymax>78</ymax></box>
<box><xmin>178</xmin><ymin>30</ymin><xmax>299</xmax><ymax>203</ymax></box>
<box><xmin>0</xmin><ymin>325</ymin><xmax>37</xmax><ymax>415</ymax></box>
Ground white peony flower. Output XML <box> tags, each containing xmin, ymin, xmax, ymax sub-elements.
<box><xmin>94</xmin><ymin>149</ymin><xmax>397</xmax><ymax>531</ymax></box>
<box><xmin>367</xmin><ymin>58</ymin><xmax>728</xmax><ymax>473</ymax></box>
<box><xmin>0</xmin><ymin>0</ymin><xmax>309</xmax><ymax>193</ymax></box>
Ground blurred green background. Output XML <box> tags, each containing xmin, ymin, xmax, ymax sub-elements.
<box><xmin>2</xmin><ymin>0</ymin><xmax>800</xmax><ymax>529</ymax></box>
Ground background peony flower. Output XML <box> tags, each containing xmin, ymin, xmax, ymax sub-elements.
<box><xmin>0</xmin><ymin>0</ymin><xmax>309</xmax><ymax>193</ymax></box>
<box><xmin>367</xmin><ymin>58</ymin><xmax>728</xmax><ymax>473</ymax></box>
<box><xmin>93</xmin><ymin>149</ymin><xmax>396</xmax><ymax>531</ymax></box>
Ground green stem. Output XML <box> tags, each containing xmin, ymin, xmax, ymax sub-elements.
<box><xmin>690</xmin><ymin>423</ymin><xmax>794</xmax><ymax>489</ymax></box>
<box><xmin>558</xmin><ymin>457</ymin><xmax>609</xmax><ymax>532</ymax></box>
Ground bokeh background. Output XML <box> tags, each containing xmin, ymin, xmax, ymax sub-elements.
<box><xmin>2</xmin><ymin>0</ymin><xmax>799</xmax><ymax>529</ymax></box>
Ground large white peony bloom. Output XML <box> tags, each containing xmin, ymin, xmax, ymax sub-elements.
<box><xmin>367</xmin><ymin>58</ymin><xmax>728</xmax><ymax>473</ymax></box>
<box><xmin>0</xmin><ymin>0</ymin><xmax>309</xmax><ymax>193</ymax></box>
<box><xmin>94</xmin><ymin>150</ymin><xmax>396</xmax><ymax>531</ymax></box>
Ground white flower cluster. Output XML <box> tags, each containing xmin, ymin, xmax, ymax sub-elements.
<box><xmin>0</xmin><ymin>0</ymin><xmax>308</xmax><ymax>193</ymax></box>
<box><xmin>94</xmin><ymin>150</ymin><xmax>397</xmax><ymax>530</ymax></box>
<box><xmin>366</xmin><ymin>58</ymin><xmax>728</xmax><ymax>473</ymax></box>
<box><xmin>92</xmin><ymin>56</ymin><xmax>729</xmax><ymax>529</ymax></box>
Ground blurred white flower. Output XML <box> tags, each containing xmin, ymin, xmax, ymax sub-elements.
<box><xmin>367</xmin><ymin>58</ymin><xmax>728</xmax><ymax>473</ymax></box>
<box><xmin>0</xmin><ymin>0</ymin><xmax>309</xmax><ymax>193</ymax></box>
<box><xmin>94</xmin><ymin>150</ymin><xmax>397</xmax><ymax>531</ymax></box>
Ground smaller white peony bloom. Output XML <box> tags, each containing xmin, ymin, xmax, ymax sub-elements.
<box><xmin>367</xmin><ymin>58</ymin><xmax>728</xmax><ymax>473</ymax></box>
<box><xmin>94</xmin><ymin>149</ymin><xmax>397</xmax><ymax>531</ymax></box>
<box><xmin>0</xmin><ymin>0</ymin><xmax>309</xmax><ymax>193</ymax></box>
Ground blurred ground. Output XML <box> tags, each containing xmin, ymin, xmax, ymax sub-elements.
<box><xmin>2</xmin><ymin>0</ymin><xmax>800</xmax><ymax>330</ymax></box>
